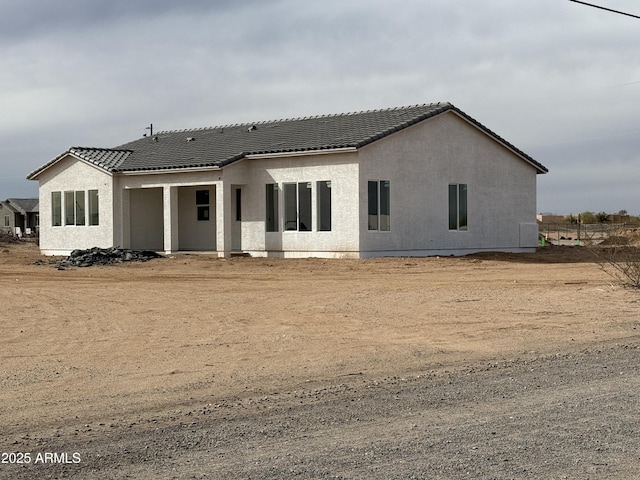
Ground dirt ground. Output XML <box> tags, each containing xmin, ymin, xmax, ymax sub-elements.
<box><xmin>1</xmin><ymin>241</ymin><xmax>639</xmax><ymax>479</ymax></box>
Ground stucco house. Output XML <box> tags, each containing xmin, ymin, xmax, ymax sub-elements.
<box><xmin>27</xmin><ymin>102</ymin><xmax>547</xmax><ymax>258</ymax></box>
<box><xmin>0</xmin><ymin>198</ymin><xmax>39</xmax><ymax>236</ymax></box>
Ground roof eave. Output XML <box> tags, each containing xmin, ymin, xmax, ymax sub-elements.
<box><xmin>447</xmin><ymin>108</ymin><xmax>548</xmax><ymax>175</ymax></box>
<box><xmin>116</xmin><ymin>165</ymin><xmax>222</xmax><ymax>175</ymax></box>
<box><xmin>27</xmin><ymin>149</ymin><xmax>115</xmax><ymax>180</ymax></box>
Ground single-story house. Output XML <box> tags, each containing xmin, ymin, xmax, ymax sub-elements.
<box><xmin>27</xmin><ymin>102</ymin><xmax>548</xmax><ymax>258</ymax></box>
<box><xmin>0</xmin><ymin>198</ymin><xmax>39</xmax><ymax>236</ymax></box>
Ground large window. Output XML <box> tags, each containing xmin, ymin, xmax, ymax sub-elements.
<box><xmin>64</xmin><ymin>191</ymin><xmax>86</xmax><ymax>226</ymax></box>
<box><xmin>52</xmin><ymin>192</ymin><xmax>62</xmax><ymax>226</ymax></box>
<box><xmin>284</xmin><ymin>182</ymin><xmax>312</xmax><ymax>232</ymax></box>
<box><xmin>317</xmin><ymin>181</ymin><xmax>332</xmax><ymax>231</ymax></box>
<box><xmin>52</xmin><ymin>190</ymin><xmax>98</xmax><ymax>227</ymax></box>
<box><xmin>449</xmin><ymin>183</ymin><xmax>468</xmax><ymax>231</ymax></box>
<box><xmin>266</xmin><ymin>184</ymin><xmax>279</xmax><ymax>232</ymax></box>
<box><xmin>368</xmin><ymin>180</ymin><xmax>390</xmax><ymax>231</ymax></box>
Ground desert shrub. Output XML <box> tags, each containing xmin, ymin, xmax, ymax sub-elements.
<box><xmin>586</xmin><ymin>227</ymin><xmax>640</xmax><ymax>288</ymax></box>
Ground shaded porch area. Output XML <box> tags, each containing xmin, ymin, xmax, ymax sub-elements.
<box><xmin>121</xmin><ymin>182</ymin><xmax>242</xmax><ymax>257</ymax></box>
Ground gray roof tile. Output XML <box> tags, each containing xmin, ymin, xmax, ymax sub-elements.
<box><xmin>28</xmin><ymin>102</ymin><xmax>548</xmax><ymax>178</ymax></box>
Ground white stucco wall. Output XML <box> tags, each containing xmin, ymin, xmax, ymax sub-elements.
<box><xmin>358</xmin><ymin>111</ymin><xmax>539</xmax><ymax>256</ymax></box>
<box><xmin>178</xmin><ymin>186</ymin><xmax>217</xmax><ymax>251</ymax></box>
<box><xmin>36</xmin><ymin>156</ymin><xmax>114</xmax><ymax>255</ymax></box>
<box><xmin>229</xmin><ymin>153</ymin><xmax>361</xmax><ymax>258</ymax></box>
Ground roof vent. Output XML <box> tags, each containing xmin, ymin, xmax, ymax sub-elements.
<box><xmin>153</xmin><ymin>136</ymin><xmax>159</xmax><ymax>142</ymax></box>
<box><xmin>186</xmin><ymin>137</ymin><xmax>196</xmax><ymax>142</ymax></box>
<box><xmin>248</xmin><ymin>125</ymin><xmax>257</xmax><ymax>132</ymax></box>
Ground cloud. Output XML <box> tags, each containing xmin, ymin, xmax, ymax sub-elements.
<box><xmin>1</xmin><ymin>0</ymin><xmax>639</xmax><ymax>213</ymax></box>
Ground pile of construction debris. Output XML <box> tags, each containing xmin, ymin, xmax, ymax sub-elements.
<box><xmin>37</xmin><ymin>247</ymin><xmax>164</xmax><ymax>269</ymax></box>
<box><xmin>0</xmin><ymin>232</ymin><xmax>22</xmax><ymax>244</ymax></box>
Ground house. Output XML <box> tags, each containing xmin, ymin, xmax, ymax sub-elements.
<box><xmin>27</xmin><ymin>102</ymin><xmax>548</xmax><ymax>258</ymax></box>
<box><xmin>0</xmin><ymin>198</ymin><xmax>39</xmax><ymax>236</ymax></box>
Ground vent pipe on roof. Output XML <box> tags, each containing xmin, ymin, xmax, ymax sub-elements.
<box><xmin>143</xmin><ymin>123</ymin><xmax>153</xmax><ymax>137</ymax></box>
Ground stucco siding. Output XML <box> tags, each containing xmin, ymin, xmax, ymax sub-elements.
<box><xmin>178</xmin><ymin>186</ymin><xmax>217</xmax><ymax>251</ymax></box>
<box><xmin>358</xmin><ymin>111</ymin><xmax>538</xmax><ymax>256</ymax></box>
<box><xmin>37</xmin><ymin>156</ymin><xmax>113</xmax><ymax>255</ymax></box>
<box><xmin>236</xmin><ymin>153</ymin><xmax>360</xmax><ymax>257</ymax></box>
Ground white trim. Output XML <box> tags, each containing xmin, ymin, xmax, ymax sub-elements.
<box><xmin>118</xmin><ymin>165</ymin><xmax>221</xmax><ymax>176</ymax></box>
<box><xmin>246</xmin><ymin>147</ymin><xmax>357</xmax><ymax>160</ymax></box>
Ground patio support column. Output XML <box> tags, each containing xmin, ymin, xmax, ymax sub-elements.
<box><xmin>215</xmin><ymin>180</ymin><xmax>231</xmax><ymax>258</ymax></box>
<box><xmin>163</xmin><ymin>186</ymin><xmax>179</xmax><ymax>254</ymax></box>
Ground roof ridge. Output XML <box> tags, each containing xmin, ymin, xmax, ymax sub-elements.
<box><xmin>153</xmin><ymin>102</ymin><xmax>449</xmax><ymax>135</ymax></box>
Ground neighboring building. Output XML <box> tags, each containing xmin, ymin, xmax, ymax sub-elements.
<box><xmin>27</xmin><ymin>102</ymin><xmax>548</xmax><ymax>257</ymax></box>
<box><xmin>0</xmin><ymin>198</ymin><xmax>39</xmax><ymax>236</ymax></box>
<box><xmin>536</xmin><ymin>214</ymin><xmax>566</xmax><ymax>224</ymax></box>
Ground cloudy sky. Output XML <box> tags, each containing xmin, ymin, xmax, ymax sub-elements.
<box><xmin>1</xmin><ymin>0</ymin><xmax>639</xmax><ymax>215</ymax></box>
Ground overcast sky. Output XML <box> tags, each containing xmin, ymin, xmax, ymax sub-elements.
<box><xmin>1</xmin><ymin>0</ymin><xmax>639</xmax><ymax>214</ymax></box>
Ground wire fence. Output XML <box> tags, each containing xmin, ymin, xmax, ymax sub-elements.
<box><xmin>539</xmin><ymin>223</ymin><xmax>628</xmax><ymax>245</ymax></box>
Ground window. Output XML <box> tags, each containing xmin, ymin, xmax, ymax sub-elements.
<box><xmin>75</xmin><ymin>191</ymin><xmax>85</xmax><ymax>226</ymax></box>
<box><xmin>62</xmin><ymin>191</ymin><xmax>87</xmax><ymax>226</ymax></box>
<box><xmin>449</xmin><ymin>183</ymin><xmax>468</xmax><ymax>231</ymax></box>
<box><xmin>196</xmin><ymin>189</ymin><xmax>210</xmax><ymax>221</ymax></box>
<box><xmin>284</xmin><ymin>183</ymin><xmax>297</xmax><ymax>231</ymax></box>
<box><xmin>298</xmin><ymin>182</ymin><xmax>312</xmax><ymax>231</ymax></box>
<box><xmin>284</xmin><ymin>182</ymin><xmax>312</xmax><ymax>232</ymax></box>
<box><xmin>52</xmin><ymin>190</ymin><xmax>97</xmax><ymax>226</ymax></box>
<box><xmin>52</xmin><ymin>192</ymin><xmax>62</xmax><ymax>226</ymax></box>
<box><xmin>4</xmin><ymin>215</ymin><xmax>9</xmax><ymax>227</ymax></box>
<box><xmin>368</xmin><ymin>180</ymin><xmax>390</xmax><ymax>231</ymax></box>
<box><xmin>317</xmin><ymin>181</ymin><xmax>332</xmax><ymax>231</ymax></box>
<box><xmin>235</xmin><ymin>188</ymin><xmax>242</xmax><ymax>221</ymax></box>
<box><xmin>265</xmin><ymin>184</ymin><xmax>279</xmax><ymax>232</ymax></box>
<box><xmin>88</xmin><ymin>190</ymin><xmax>99</xmax><ymax>226</ymax></box>
<box><xmin>64</xmin><ymin>191</ymin><xmax>75</xmax><ymax>225</ymax></box>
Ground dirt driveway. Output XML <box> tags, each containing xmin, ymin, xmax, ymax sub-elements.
<box><xmin>1</xmin><ymin>242</ymin><xmax>639</xmax><ymax>479</ymax></box>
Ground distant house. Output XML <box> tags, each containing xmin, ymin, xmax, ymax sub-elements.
<box><xmin>0</xmin><ymin>198</ymin><xmax>39</xmax><ymax>236</ymax></box>
<box><xmin>27</xmin><ymin>102</ymin><xmax>547</xmax><ymax>257</ymax></box>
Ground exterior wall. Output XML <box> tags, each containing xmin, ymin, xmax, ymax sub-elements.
<box><xmin>358</xmin><ymin>111</ymin><xmax>539</xmax><ymax>256</ymax></box>
<box><xmin>0</xmin><ymin>202</ymin><xmax>17</xmax><ymax>234</ymax></box>
<box><xmin>36</xmin><ymin>156</ymin><xmax>114</xmax><ymax>255</ymax></box>
<box><xmin>229</xmin><ymin>153</ymin><xmax>361</xmax><ymax>258</ymax></box>
<box><xmin>129</xmin><ymin>188</ymin><xmax>163</xmax><ymax>250</ymax></box>
<box><xmin>178</xmin><ymin>186</ymin><xmax>216</xmax><ymax>251</ymax></box>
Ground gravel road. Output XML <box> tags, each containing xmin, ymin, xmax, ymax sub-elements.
<box><xmin>6</xmin><ymin>340</ymin><xmax>639</xmax><ymax>479</ymax></box>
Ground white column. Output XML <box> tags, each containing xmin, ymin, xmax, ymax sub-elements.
<box><xmin>163</xmin><ymin>186</ymin><xmax>179</xmax><ymax>254</ymax></box>
<box><xmin>215</xmin><ymin>180</ymin><xmax>231</xmax><ymax>257</ymax></box>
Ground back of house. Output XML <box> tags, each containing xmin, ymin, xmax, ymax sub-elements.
<box><xmin>27</xmin><ymin>102</ymin><xmax>547</xmax><ymax>258</ymax></box>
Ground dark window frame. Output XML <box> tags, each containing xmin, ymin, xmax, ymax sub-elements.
<box><xmin>368</xmin><ymin>180</ymin><xmax>390</xmax><ymax>231</ymax></box>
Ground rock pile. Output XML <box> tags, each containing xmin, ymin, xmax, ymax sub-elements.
<box><xmin>51</xmin><ymin>247</ymin><xmax>164</xmax><ymax>269</ymax></box>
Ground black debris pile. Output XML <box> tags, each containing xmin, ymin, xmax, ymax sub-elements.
<box><xmin>0</xmin><ymin>232</ymin><xmax>22</xmax><ymax>244</ymax></box>
<box><xmin>49</xmin><ymin>247</ymin><xmax>164</xmax><ymax>269</ymax></box>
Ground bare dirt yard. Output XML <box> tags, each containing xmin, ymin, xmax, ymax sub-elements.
<box><xmin>1</xmin><ymin>240</ymin><xmax>639</xmax><ymax>479</ymax></box>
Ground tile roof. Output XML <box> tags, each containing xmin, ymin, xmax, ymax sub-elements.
<box><xmin>27</xmin><ymin>102</ymin><xmax>547</xmax><ymax>179</ymax></box>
